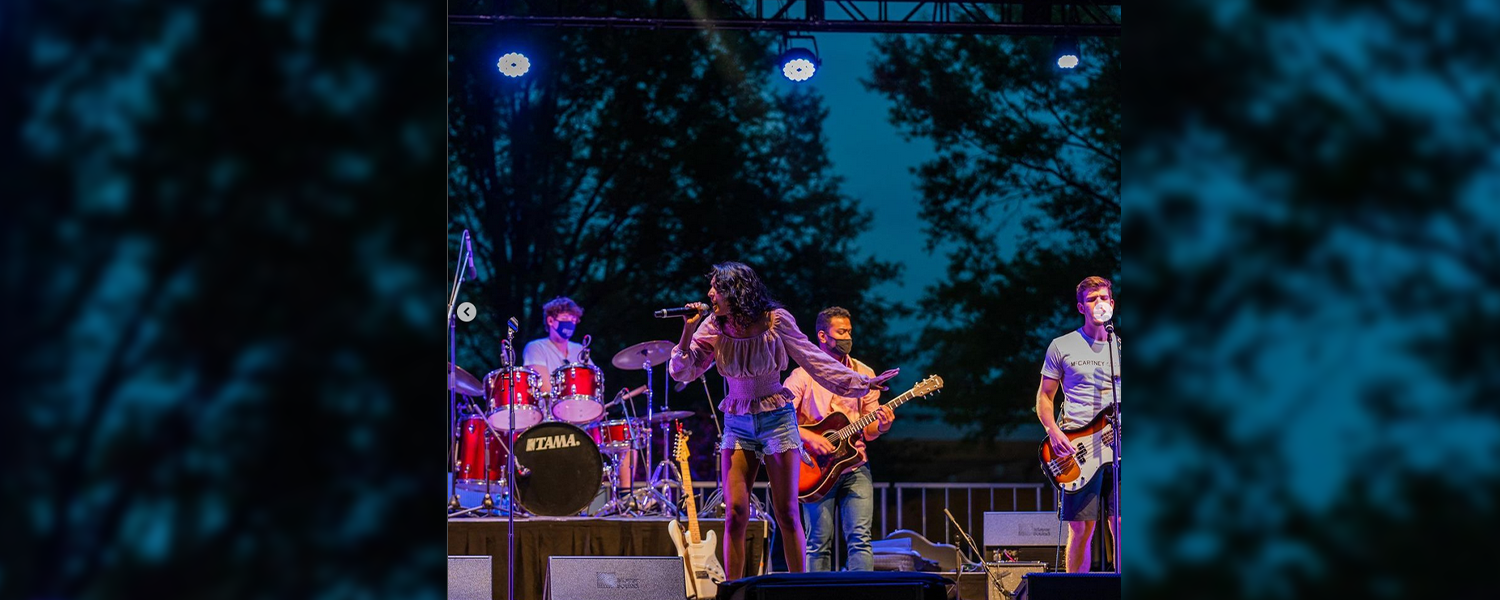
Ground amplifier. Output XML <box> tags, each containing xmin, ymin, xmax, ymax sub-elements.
<box><xmin>982</xmin><ymin>512</ymin><xmax>1064</xmax><ymax>547</ymax></box>
<box><xmin>983</xmin><ymin>562</ymin><xmax>1046</xmax><ymax>600</ymax></box>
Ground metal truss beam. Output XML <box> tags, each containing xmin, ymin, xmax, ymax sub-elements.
<box><xmin>449</xmin><ymin>1</ymin><xmax>1122</xmax><ymax>37</ymax></box>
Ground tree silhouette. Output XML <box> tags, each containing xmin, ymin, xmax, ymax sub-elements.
<box><xmin>864</xmin><ymin>27</ymin><xmax>1121</xmax><ymax>448</ymax></box>
<box><xmin>2</xmin><ymin>0</ymin><xmax>444</xmax><ymax>597</ymax></box>
<box><xmin>1124</xmin><ymin>2</ymin><xmax>1500</xmax><ymax>598</ymax></box>
<box><xmin>446</xmin><ymin>2</ymin><xmax>912</xmax><ymax>481</ymax></box>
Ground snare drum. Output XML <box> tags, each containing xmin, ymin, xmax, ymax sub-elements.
<box><xmin>588</xmin><ymin>418</ymin><xmax>641</xmax><ymax>453</ymax></box>
<box><xmin>551</xmin><ymin>363</ymin><xmax>604</xmax><ymax>424</ymax></box>
<box><xmin>453</xmin><ymin>415</ymin><xmax>507</xmax><ymax>492</ymax></box>
<box><xmin>485</xmin><ymin>367</ymin><xmax>544</xmax><ymax>431</ymax></box>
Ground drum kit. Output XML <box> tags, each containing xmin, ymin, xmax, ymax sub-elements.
<box><xmin>448</xmin><ymin>339</ymin><xmax>696</xmax><ymax>518</ymax></box>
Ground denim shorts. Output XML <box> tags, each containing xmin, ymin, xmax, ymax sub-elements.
<box><xmin>719</xmin><ymin>402</ymin><xmax>803</xmax><ymax>458</ymax></box>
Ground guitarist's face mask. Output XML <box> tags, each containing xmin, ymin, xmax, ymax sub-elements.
<box><xmin>833</xmin><ymin>338</ymin><xmax>853</xmax><ymax>356</ymax></box>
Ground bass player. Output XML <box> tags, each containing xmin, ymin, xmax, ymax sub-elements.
<box><xmin>1036</xmin><ymin>275</ymin><xmax>1120</xmax><ymax>573</ymax></box>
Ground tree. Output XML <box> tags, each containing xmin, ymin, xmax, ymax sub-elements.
<box><xmin>1</xmin><ymin>0</ymin><xmax>443</xmax><ymax>597</ymax></box>
<box><xmin>864</xmin><ymin>29</ymin><xmax>1121</xmax><ymax>450</ymax></box>
<box><xmin>447</xmin><ymin>2</ymin><xmax>909</xmax><ymax>478</ymax></box>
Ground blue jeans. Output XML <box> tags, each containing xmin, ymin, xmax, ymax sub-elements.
<box><xmin>801</xmin><ymin>465</ymin><xmax>874</xmax><ymax>571</ymax></box>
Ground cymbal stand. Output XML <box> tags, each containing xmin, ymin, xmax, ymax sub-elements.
<box><xmin>632</xmin><ymin>358</ymin><xmax>680</xmax><ymax>517</ymax></box>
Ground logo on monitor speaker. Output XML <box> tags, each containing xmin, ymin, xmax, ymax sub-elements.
<box><xmin>595</xmin><ymin>572</ymin><xmax>642</xmax><ymax>589</ymax></box>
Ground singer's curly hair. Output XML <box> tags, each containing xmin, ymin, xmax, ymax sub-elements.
<box><xmin>1075</xmin><ymin>276</ymin><xmax>1113</xmax><ymax>305</ymax></box>
<box><xmin>708</xmin><ymin>262</ymin><xmax>782</xmax><ymax>332</ymax></box>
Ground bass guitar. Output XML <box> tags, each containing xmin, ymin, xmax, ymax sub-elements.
<box><xmin>1037</xmin><ymin>404</ymin><xmax>1117</xmax><ymax>493</ymax></box>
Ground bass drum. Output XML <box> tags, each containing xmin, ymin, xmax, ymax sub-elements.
<box><xmin>514</xmin><ymin>422</ymin><xmax>604</xmax><ymax>516</ymax></box>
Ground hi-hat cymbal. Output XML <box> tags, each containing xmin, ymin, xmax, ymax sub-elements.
<box><xmin>447</xmin><ymin>363</ymin><xmax>483</xmax><ymax>396</ymax></box>
<box><xmin>611</xmin><ymin>340</ymin><xmax>676</xmax><ymax>370</ymax></box>
<box><xmin>644</xmin><ymin>410</ymin><xmax>695</xmax><ymax>423</ymax></box>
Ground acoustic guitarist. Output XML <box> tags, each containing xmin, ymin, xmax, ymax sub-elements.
<box><xmin>787</xmin><ymin>307</ymin><xmax>894</xmax><ymax>572</ymax></box>
<box><xmin>1036</xmin><ymin>276</ymin><xmax>1120</xmax><ymax>573</ymax></box>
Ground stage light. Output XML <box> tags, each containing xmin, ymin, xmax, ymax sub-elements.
<box><xmin>779</xmin><ymin>48</ymin><xmax>819</xmax><ymax>82</ymax></box>
<box><xmin>777</xmin><ymin>35</ymin><xmax>821</xmax><ymax>82</ymax></box>
<box><xmin>497</xmin><ymin>52</ymin><xmax>530</xmax><ymax>77</ymax></box>
<box><xmin>1053</xmin><ymin>37</ymin><xmax>1080</xmax><ymax>69</ymax></box>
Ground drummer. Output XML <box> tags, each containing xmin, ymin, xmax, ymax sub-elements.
<box><xmin>521</xmin><ymin>297</ymin><xmax>637</xmax><ymax>495</ymax></box>
<box><xmin>522</xmin><ymin>296</ymin><xmax>591</xmax><ymax>393</ymax></box>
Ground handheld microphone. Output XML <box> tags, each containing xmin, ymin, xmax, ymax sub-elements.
<box><xmin>654</xmin><ymin>306</ymin><xmax>706</xmax><ymax>318</ymax></box>
<box><xmin>463</xmin><ymin>230</ymin><xmax>477</xmax><ymax>281</ymax></box>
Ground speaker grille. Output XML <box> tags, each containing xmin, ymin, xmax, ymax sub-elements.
<box><xmin>448</xmin><ymin>555</ymin><xmax>492</xmax><ymax>600</ymax></box>
<box><xmin>546</xmin><ymin>556</ymin><xmax>686</xmax><ymax>600</ymax></box>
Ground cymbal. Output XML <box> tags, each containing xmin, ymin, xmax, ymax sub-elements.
<box><xmin>644</xmin><ymin>410</ymin><xmax>695</xmax><ymax>423</ymax></box>
<box><xmin>447</xmin><ymin>363</ymin><xmax>483</xmax><ymax>396</ymax></box>
<box><xmin>611</xmin><ymin>340</ymin><xmax>676</xmax><ymax>370</ymax></box>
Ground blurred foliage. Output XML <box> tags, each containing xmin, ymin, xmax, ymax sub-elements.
<box><xmin>446</xmin><ymin>1</ymin><xmax>913</xmax><ymax>480</ymax></box>
<box><xmin>1</xmin><ymin>0</ymin><xmax>443</xmax><ymax>597</ymax></box>
<box><xmin>864</xmin><ymin>23</ymin><xmax>1121</xmax><ymax>446</ymax></box>
<box><xmin>1124</xmin><ymin>1</ymin><xmax>1500</xmax><ymax>598</ymax></box>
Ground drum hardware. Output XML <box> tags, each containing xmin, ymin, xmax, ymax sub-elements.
<box><xmin>551</xmin><ymin>363</ymin><xmax>605</xmax><ymax>424</ymax></box>
<box><xmin>485</xmin><ymin>366</ymin><xmax>545</xmax><ymax>431</ymax></box>
<box><xmin>447</xmin><ymin>362</ymin><xmax>484</xmax><ymax>397</ymax></box>
<box><xmin>508</xmin><ymin>422</ymin><xmax>604</xmax><ymax>516</ymax></box>
<box><xmin>643</xmin><ymin>410</ymin><xmax>695</xmax><ymax>423</ymax></box>
<box><xmin>610</xmin><ymin>340</ymin><xmax>684</xmax><ymax>517</ymax></box>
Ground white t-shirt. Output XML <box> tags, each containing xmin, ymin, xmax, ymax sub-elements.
<box><xmin>522</xmin><ymin>338</ymin><xmax>589</xmax><ymax>376</ymax></box>
<box><xmin>1040</xmin><ymin>329</ymin><xmax>1120</xmax><ymax>430</ymax></box>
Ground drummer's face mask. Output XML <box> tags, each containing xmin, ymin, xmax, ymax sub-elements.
<box><xmin>553</xmin><ymin>319</ymin><xmax>577</xmax><ymax>340</ymax></box>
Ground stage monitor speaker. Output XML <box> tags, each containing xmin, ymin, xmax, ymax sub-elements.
<box><xmin>984</xmin><ymin>562</ymin><xmax>1047</xmax><ymax>600</ymax></box>
<box><xmin>718</xmin><ymin>571</ymin><xmax>950</xmax><ymax>600</ymax></box>
<box><xmin>447</xmin><ymin>555</ymin><xmax>492</xmax><ymax>600</ymax></box>
<box><xmin>546</xmin><ymin>556</ymin><xmax>687</xmax><ymax>600</ymax></box>
<box><xmin>1016</xmin><ymin>572</ymin><xmax>1119</xmax><ymax>600</ymax></box>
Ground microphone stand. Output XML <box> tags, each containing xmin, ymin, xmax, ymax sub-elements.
<box><xmin>1104</xmin><ymin>323</ymin><xmax>1121</xmax><ymax>574</ymax></box>
<box><xmin>504</xmin><ymin>317</ymin><xmax>519</xmax><ymax>600</ymax></box>
<box><xmin>943</xmin><ymin>509</ymin><xmax>1010</xmax><ymax>598</ymax></box>
<box><xmin>446</xmin><ymin>232</ymin><xmax>474</xmax><ymax>514</ymax></box>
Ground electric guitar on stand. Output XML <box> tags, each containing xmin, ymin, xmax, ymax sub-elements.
<box><xmin>667</xmin><ymin>424</ymin><xmax>724</xmax><ymax>599</ymax></box>
<box><xmin>797</xmin><ymin>375</ymin><xmax>944</xmax><ymax>503</ymax></box>
<box><xmin>1038</xmin><ymin>404</ymin><xmax>1117</xmax><ymax>493</ymax></box>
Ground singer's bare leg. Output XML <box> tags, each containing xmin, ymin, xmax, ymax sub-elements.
<box><xmin>721</xmin><ymin>448</ymin><xmax>760</xmax><ymax>580</ymax></box>
<box><xmin>1065</xmin><ymin>520</ymin><xmax>1096</xmax><ymax>573</ymax></box>
<box><xmin>761</xmin><ymin>448</ymin><xmax>807</xmax><ymax>573</ymax></box>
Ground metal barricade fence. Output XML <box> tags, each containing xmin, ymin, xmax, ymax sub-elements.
<box><xmin>690</xmin><ymin>481</ymin><xmax>1058</xmax><ymax>570</ymax></box>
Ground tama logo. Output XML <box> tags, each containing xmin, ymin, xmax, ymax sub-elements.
<box><xmin>526</xmin><ymin>434</ymin><xmax>582</xmax><ymax>452</ymax></box>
